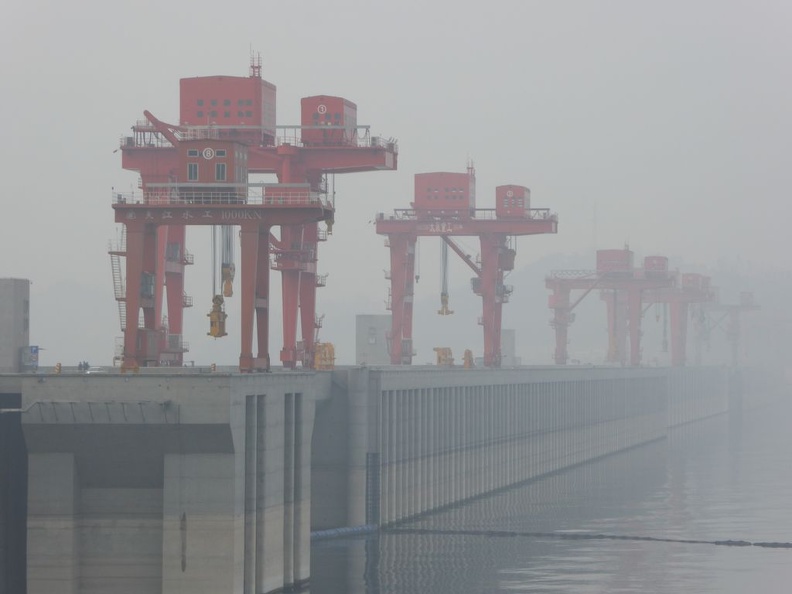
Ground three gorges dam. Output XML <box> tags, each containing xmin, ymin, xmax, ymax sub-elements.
<box><xmin>2</xmin><ymin>363</ymin><xmax>783</xmax><ymax>594</ymax></box>
<box><xmin>1</xmin><ymin>63</ymin><xmax>788</xmax><ymax>594</ymax></box>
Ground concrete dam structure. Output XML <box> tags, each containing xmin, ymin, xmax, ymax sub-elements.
<box><xmin>1</xmin><ymin>365</ymin><xmax>737</xmax><ymax>593</ymax></box>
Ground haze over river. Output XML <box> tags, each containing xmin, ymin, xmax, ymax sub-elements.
<box><xmin>312</xmin><ymin>392</ymin><xmax>792</xmax><ymax>593</ymax></box>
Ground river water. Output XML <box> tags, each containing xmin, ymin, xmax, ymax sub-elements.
<box><xmin>311</xmin><ymin>394</ymin><xmax>792</xmax><ymax>593</ymax></box>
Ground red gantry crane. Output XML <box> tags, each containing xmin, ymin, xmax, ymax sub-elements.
<box><xmin>643</xmin><ymin>273</ymin><xmax>716</xmax><ymax>367</ymax></box>
<box><xmin>546</xmin><ymin>250</ymin><xmax>676</xmax><ymax>366</ymax></box>
<box><xmin>375</xmin><ymin>165</ymin><xmax>558</xmax><ymax>367</ymax></box>
<box><xmin>113</xmin><ymin>57</ymin><xmax>398</xmax><ymax>372</ymax></box>
<box><xmin>697</xmin><ymin>291</ymin><xmax>759</xmax><ymax>367</ymax></box>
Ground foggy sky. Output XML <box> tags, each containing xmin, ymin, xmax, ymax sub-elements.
<box><xmin>2</xmin><ymin>0</ymin><xmax>790</xmax><ymax>366</ymax></box>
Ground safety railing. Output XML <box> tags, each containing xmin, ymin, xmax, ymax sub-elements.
<box><xmin>111</xmin><ymin>184</ymin><xmax>332</xmax><ymax>208</ymax></box>
<box><xmin>119</xmin><ymin>121</ymin><xmax>398</xmax><ymax>154</ymax></box>
<box><xmin>377</xmin><ymin>208</ymin><xmax>557</xmax><ymax>222</ymax></box>
<box><xmin>548</xmin><ymin>270</ymin><xmax>598</xmax><ymax>280</ymax></box>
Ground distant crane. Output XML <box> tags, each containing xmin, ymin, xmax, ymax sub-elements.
<box><xmin>377</xmin><ymin>165</ymin><xmax>557</xmax><ymax>367</ymax></box>
<box><xmin>546</xmin><ymin>251</ymin><xmax>676</xmax><ymax>366</ymax></box>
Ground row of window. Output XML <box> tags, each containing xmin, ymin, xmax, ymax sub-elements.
<box><xmin>197</xmin><ymin>99</ymin><xmax>253</xmax><ymax>107</ymax></box>
<box><xmin>424</xmin><ymin>194</ymin><xmax>468</xmax><ymax>200</ymax></box>
<box><xmin>312</xmin><ymin>112</ymin><xmax>343</xmax><ymax>120</ymax></box>
<box><xmin>187</xmin><ymin>163</ymin><xmax>226</xmax><ymax>181</ymax></box>
<box><xmin>187</xmin><ymin>149</ymin><xmax>227</xmax><ymax>157</ymax></box>
<box><xmin>197</xmin><ymin>110</ymin><xmax>254</xmax><ymax>119</ymax></box>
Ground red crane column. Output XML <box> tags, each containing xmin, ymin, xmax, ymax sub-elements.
<box><xmin>670</xmin><ymin>301</ymin><xmax>689</xmax><ymax>367</ymax></box>
<box><xmin>254</xmin><ymin>226</ymin><xmax>271</xmax><ymax>369</ymax></box>
<box><xmin>479</xmin><ymin>233</ymin><xmax>505</xmax><ymax>367</ymax></box>
<box><xmin>627</xmin><ymin>287</ymin><xmax>644</xmax><ymax>367</ymax></box>
<box><xmin>386</xmin><ymin>233</ymin><xmax>417</xmax><ymax>364</ymax></box>
<box><xmin>238</xmin><ymin>222</ymin><xmax>260</xmax><ymax>372</ymax></box>
<box><xmin>548</xmin><ymin>286</ymin><xmax>572</xmax><ymax>365</ymax></box>
<box><xmin>602</xmin><ymin>290</ymin><xmax>628</xmax><ymax>365</ymax></box>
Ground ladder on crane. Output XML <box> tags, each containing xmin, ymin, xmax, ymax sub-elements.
<box><xmin>108</xmin><ymin>226</ymin><xmax>127</xmax><ymax>331</ymax></box>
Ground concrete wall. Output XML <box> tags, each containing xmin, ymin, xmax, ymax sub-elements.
<box><xmin>313</xmin><ymin>365</ymin><xmax>731</xmax><ymax>529</ymax></box>
<box><xmin>16</xmin><ymin>371</ymin><xmax>331</xmax><ymax>594</ymax></box>
<box><xmin>0</xmin><ymin>279</ymin><xmax>30</xmax><ymax>373</ymax></box>
<box><xmin>0</xmin><ymin>388</ymin><xmax>27</xmax><ymax>594</ymax></box>
<box><xmin>5</xmin><ymin>364</ymin><xmax>738</xmax><ymax>592</ymax></box>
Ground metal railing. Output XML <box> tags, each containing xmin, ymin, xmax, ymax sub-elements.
<box><xmin>377</xmin><ymin>208</ymin><xmax>557</xmax><ymax>222</ymax></box>
<box><xmin>548</xmin><ymin>270</ymin><xmax>598</xmax><ymax>280</ymax></box>
<box><xmin>112</xmin><ymin>183</ymin><xmax>332</xmax><ymax>208</ymax></box>
<box><xmin>119</xmin><ymin>123</ymin><xmax>398</xmax><ymax>154</ymax></box>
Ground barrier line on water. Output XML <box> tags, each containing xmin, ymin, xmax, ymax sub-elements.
<box><xmin>386</xmin><ymin>527</ymin><xmax>792</xmax><ymax>549</ymax></box>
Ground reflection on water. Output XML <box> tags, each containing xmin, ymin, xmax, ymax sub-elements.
<box><xmin>311</xmin><ymin>395</ymin><xmax>792</xmax><ymax>593</ymax></box>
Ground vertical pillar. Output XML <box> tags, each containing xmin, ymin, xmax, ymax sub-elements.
<box><xmin>387</xmin><ymin>235</ymin><xmax>414</xmax><ymax>364</ymax></box>
<box><xmin>26</xmin><ymin>453</ymin><xmax>79</xmax><ymax>594</ymax></box>
<box><xmin>550</xmin><ymin>286</ymin><xmax>572</xmax><ymax>364</ymax></box>
<box><xmin>123</xmin><ymin>222</ymin><xmax>145</xmax><ymax>370</ymax></box>
<box><xmin>282</xmin><ymin>394</ymin><xmax>295</xmax><ymax>584</ymax></box>
<box><xmin>479</xmin><ymin>234</ymin><xmax>503</xmax><ymax>367</ymax></box>
<box><xmin>239</xmin><ymin>223</ymin><xmax>260</xmax><ymax>372</ymax></box>
<box><xmin>255</xmin><ymin>226</ymin><xmax>271</xmax><ymax>370</ymax></box>
<box><xmin>670</xmin><ymin>301</ymin><xmax>689</xmax><ymax>366</ymax></box>
<box><xmin>299</xmin><ymin>223</ymin><xmax>319</xmax><ymax>368</ymax></box>
<box><xmin>346</xmin><ymin>368</ymin><xmax>372</xmax><ymax>528</ymax></box>
<box><xmin>292</xmin><ymin>394</ymin><xmax>313</xmax><ymax>588</ymax></box>
<box><xmin>729</xmin><ymin>309</ymin><xmax>741</xmax><ymax>367</ymax></box>
<box><xmin>141</xmin><ymin>223</ymin><xmax>159</xmax><ymax>334</ymax></box>
<box><xmin>164</xmin><ymin>225</ymin><xmax>187</xmax><ymax>366</ymax></box>
<box><xmin>280</xmin><ymin>225</ymin><xmax>301</xmax><ymax>369</ymax></box>
<box><xmin>243</xmin><ymin>396</ymin><xmax>257</xmax><ymax>594</ymax></box>
<box><xmin>627</xmin><ymin>287</ymin><xmax>643</xmax><ymax>366</ymax></box>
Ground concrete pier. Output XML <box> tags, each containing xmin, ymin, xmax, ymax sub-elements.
<box><xmin>2</xmin><ymin>372</ymin><xmax>329</xmax><ymax>594</ymax></box>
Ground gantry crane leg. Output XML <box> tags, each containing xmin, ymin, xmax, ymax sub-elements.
<box><xmin>279</xmin><ymin>225</ymin><xmax>301</xmax><ymax>368</ymax></box>
<box><xmin>479</xmin><ymin>234</ymin><xmax>503</xmax><ymax>367</ymax></box>
<box><xmin>670</xmin><ymin>301</ymin><xmax>689</xmax><ymax>366</ymax></box>
<box><xmin>164</xmin><ymin>225</ymin><xmax>187</xmax><ymax>366</ymax></box>
<box><xmin>239</xmin><ymin>223</ymin><xmax>261</xmax><ymax>372</ymax></box>
<box><xmin>299</xmin><ymin>222</ymin><xmax>319</xmax><ymax>368</ymax></box>
<box><xmin>627</xmin><ymin>288</ymin><xmax>644</xmax><ymax>367</ymax></box>
<box><xmin>255</xmin><ymin>226</ymin><xmax>271</xmax><ymax>371</ymax></box>
<box><xmin>387</xmin><ymin>234</ymin><xmax>416</xmax><ymax>364</ymax></box>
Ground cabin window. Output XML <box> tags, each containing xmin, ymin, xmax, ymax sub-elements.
<box><xmin>188</xmin><ymin>163</ymin><xmax>198</xmax><ymax>181</ymax></box>
<box><xmin>215</xmin><ymin>163</ymin><xmax>226</xmax><ymax>181</ymax></box>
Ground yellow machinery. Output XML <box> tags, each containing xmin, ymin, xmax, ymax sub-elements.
<box><xmin>207</xmin><ymin>295</ymin><xmax>228</xmax><ymax>337</ymax></box>
<box><xmin>221</xmin><ymin>263</ymin><xmax>235</xmax><ymax>297</ymax></box>
<box><xmin>433</xmin><ymin>347</ymin><xmax>454</xmax><ymax>367</ymax></box>
<box><xmin>314</xmin><ymin>342</ymin><xmax>336</xmax><ymax>370</ymax></box>
<box><xmin>463</xmin><ymin>349</ymin><xmax>474</xmax><ymax>368</ymax></box>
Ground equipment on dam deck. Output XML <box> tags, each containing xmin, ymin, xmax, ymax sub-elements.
<box><xmin>463</xmin><ymin>349</ymin><xmax>474</xmax><ymax>368</ymax></box>
<box><xmin>207</xmin><ymin>295</ymin><xmax>228</xmax><ymax>338</ymax></box>
<box><xmin>546</xmin><ymin>251</ymin><xmax>676</xmax><ymax>367</ymax></box>
<box><xmin>433</xmin><ymin>347</ymin><xmax>454</xmax><ymax>367</ymax></box>
<box><xmin>112</xmin><ymin>54</ymin><xmax>398</xmax><ymax>372</ymax></box>
<box><xmin>314</xmin><ymin>342</ymin><xmax>335</xmax><ymax>370</ymax></box>
<box><xmin>377</xmin><ymin>164</ymin><xmax>558</xmax><ymax>367</ymax></box>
